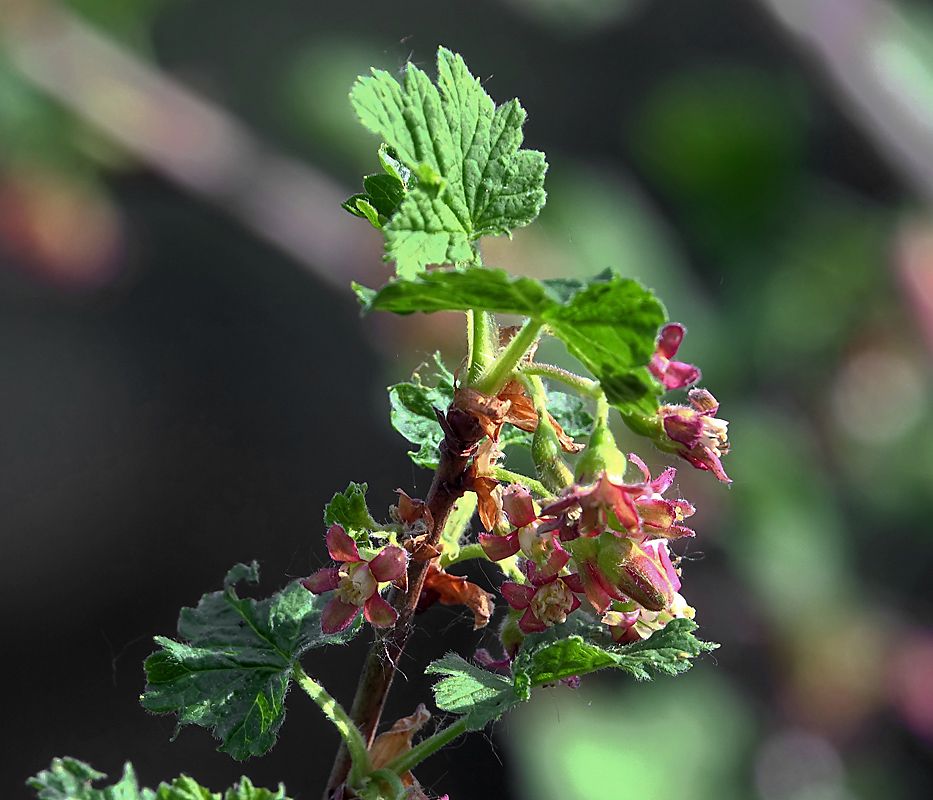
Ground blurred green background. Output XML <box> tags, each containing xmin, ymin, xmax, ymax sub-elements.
<box><xmin>3</xmin><ymin>1</ymin><xmax>933</xmax><ymax>799</ymax></box>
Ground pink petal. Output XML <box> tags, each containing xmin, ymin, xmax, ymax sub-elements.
<box><xmin>627</xmin><ymin>452</ymin><xmax>651</xmax><ymax>483</ymax></box>
<box><xmin>609</xmin><ymin>491</ymin><xmax>640</xmax><ymax>532</ymax></box>
<box><xmin>683</xmin><ymin>447</ymin><xmax>732</xmax><ymax>484</ymax></box>
<box><xmin>325</xmin><ymin>525</ymin><xmax>360</xmax><ymax>563</ymax></box>
<box><xmin>663</xmin><ymin>414</ymin><xmax>703</xmax><ymax>447</ymax></box>
<box><xmin>563</xmin><ymin>572</ymin><xmax>585</xmax><ymax>594</ymax></box>
<box><xmin>479</xmin><ymin>531</ymin><xmax>521</xmax><ymax>561</ymax></box>
<box><xmin>369</xmin><ymin>545</ymin><xmax>407</xmax><ymax>582</ymax></box>
<box><xmin>363</xmin><ymin>593</ymin><xmax>398</xmax><ymax>628</ymax></box>
<box><xmin>656</xmin><ymin>323</ymin><xmax>685</xmax><ymax>359</ymax></box>
<box><xmin>503</xmin><ymin>486</ymin><xmax>537</xmax><ymax>528</ymax></box>
<box><xmin>539</xmin><ymin>494</ymin><xmax>580</xmax><ymax>517</ymax></box>
<box><xmin>651</xmin><ymin>467</ymin><xmax>677</xmax><ymax>495</ymax></box>
<box><xmin>302</xmin><ymin>567</ymin><xmax>341</xmax><ymax>594</ymax></box>
<box><xmin>321</xmin><ymin>597</ymin><xmax>361</xmax><ymax>634</ymax></box>
<box><xmin>533</xmin><ymin>544</ymin><xmax>571</xmax><ymax>582</ymax></box>
<box><xmin>579</xmin><ymin>563</ymin><xmax>613</xmax><ymax>613</ymax></box>
<box><xmin>518</xmin><ymin>607</ymin><xmax>548</xmax><ymax>634</ymax></box>
<box><xmin>500</xmin><ymin>582</ymin><xmax>535</xmax><ymax>610</ymax></box>
<box><xmin>662</xmin><ymin>360</ymin><xmax>701</xmax><ymax>390</ymax></box>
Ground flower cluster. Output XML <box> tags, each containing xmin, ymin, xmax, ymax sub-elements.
<box><xmin>481</xmin><ymin>452</ymin><xmax>698</xmax><ymax>644</ymax></box>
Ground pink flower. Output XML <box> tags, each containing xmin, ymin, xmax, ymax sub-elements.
<box><xmin>627</xmin><ymin>453</ymin><xmax>696</xmax><ymax>539</ymax></box>
<box><xmin>649</xmin><ymin>323</ymin><xmax>700</xmax><ymax>390</ymax></box>
<box><xmin>479</xmin><ymin>486</ymin><xmax>570</xmax><ymax>580</ymax></box>
<box><xmin>500</xmin><ymin>563</ymin><xmax>581</xmax><ymax>634</ymax></box>
<box><xmin>541</xmin><ymin>473</ymin><xmax>641</xmax><ymax>538</ymax></box>
<box><xmin>302</xmin><ymin>524</ymin><xmax>407</xmax><ymax>634</ymax></box>
<box><xmin>659</xmin><ymin>388</ymin><xmax>731</xmax><ymax>483</ymax></box>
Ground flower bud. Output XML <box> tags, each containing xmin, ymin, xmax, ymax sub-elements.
<box><xmin>532</xmin><ymin>414</ymin><xmax>574</xmax><ymax>492</ymax></box>
<box><xmin>574</xmin><ymin>417</ymin><xmax>629</xmax><ymax>485</ymax></box>
<box><xmin>595</xmin><ymin>534</ymin><xmax>677</xmax><ymax>612</ymax></box>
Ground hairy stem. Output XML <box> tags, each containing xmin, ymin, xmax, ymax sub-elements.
<box><xmin>473</xmin><ymin>319</ymin><xmax>543</xmax><ymax>395</ymax></box>
<box><xmin>293</xmin><ymin>665</ymin><xmax>372</xmax><ymax>788</ymax></box>
<box><xmin>490</xmin><ymin>467</ymin><xmax>549</xmax><ymax>497</ymax></box>
<box><xmin>466</xmin><ymin>310</ymin><xmax>495</xmax><ymax>385</ymax></box>
<box><xmin>520</xmin><ymin>362</ymin><xmax>601</xmax><ymax>399</ymax></box>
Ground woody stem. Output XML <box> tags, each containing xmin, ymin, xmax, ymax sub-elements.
<box><xmin>324</xmin><ymin>404</ymin><xmax>485</xmax><ymax>798</ymax></box>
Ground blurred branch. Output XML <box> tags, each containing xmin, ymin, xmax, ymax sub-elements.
<box><xmin>0</xmin><ymin>0</ymin><xmax>379</xmax><ymax>288</ymax></box>
<box><xmin>757</xmin><ymin>0</ymin><xmax>933</xmax><ymax>204</ymax></box>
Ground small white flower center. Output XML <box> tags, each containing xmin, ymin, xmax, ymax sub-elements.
<box><xmin>335</xmin><ymin>561</ymin><xmax>376</xmax><ymax>606</ymax></box>
<box><xmin>530</xmin><ymin>580</ymin><xmax>575</xmax><ymax>627</ymax></box>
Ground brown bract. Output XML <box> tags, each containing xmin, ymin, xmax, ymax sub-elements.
<box><xmin>452</xmin><ymin>386</ymin><xmax>511</xmax><ymax>441</ymax></box>
<box><xmin>401</xmin><ymin>534</ymin><xmax>442</xmax><ymax>562</ymax></box>
<box><xmin>469</xmin><ymin>438</ymin><xmax>503</xmax><ymax>530</ymax></box>
<box><xmin>368</xmin><ymin>704</ymin><xmax>432</xmax><ymax>788</ymax></box>
<box><xmin>418</xmin><ymin>562</ymin><xmax>495</xmax><ymax>629</ymax></box>
<box><xmin>394</xmin><ymin>489</ymin><xmax>435</xmax><ymax>533</ymax></box>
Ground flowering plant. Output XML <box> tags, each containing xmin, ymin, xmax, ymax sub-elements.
<box><xmin>29</xmin><ymin>47</ymin><xmax>729</xmax><ymax>800</ymax></box>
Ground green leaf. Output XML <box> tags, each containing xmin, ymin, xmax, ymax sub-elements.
<box><xmin>222</xmin><ymin>778</ymin><xmax>288</xmax><ymax>800</ymax></box>
<box><xmin>350</xmin><ymin>47</ymin><xmax>547</xmax><ymax>276</ymax></box>
<box><xmin>27</xmin><ymin>758</ymin><xmax>153</xmax><ymax>800</ymax></box>
<box><xmin>426</xmin><ymin>653</ymin><xmax>525</xmax><ymax>730</ymax></box>
<box><xmin>323</xmin><ymin>482</ymin><xmax>383</xmax><ymax>541</ymax></box>
<box><xmin>387</xmin><ymin>353</ymin><xmax>455</xmax><ymax>469</ymax></box>
<box><xmin>141</xmin><ymin>563</ymin><xmax>359</xmax><ymax>760</ymax></box>
<box><xmin>342</xmin><ymin>146</ymin><xmax>411</xmax><ymax>229</ymax></box>
<box><xmin>515</xmin><ymin>617</ymin><xmax>716</xmax><ymax>686</ymax></box>
<box><xmin>26</xmin><ymin>759</ymin><xmax>289</xmax><ymax>800</ymax></box>
<box><xmin>365</xmin><ymin>266</ymin><xmax>666</xmax><ymax>415</ymax></box>
<box><xmin>154</xmin><ymin>776</ymin><xmax>217</xmax><ymax>800</ymax></box>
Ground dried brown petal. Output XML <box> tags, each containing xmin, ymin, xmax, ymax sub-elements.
<box><xmin>453</xmin><ymin>386</ymin><xmax>511</xmax><ymax>441</ymax></box>
<box><xmin>421</xmin><ymin>563</ymin><xmax>495</xmax><ymax>629</ymax></box>
<box><xmin>402</xmin><ymin>534</ymin><xmax>443</xmax><ymax>562</ymax></box>
<box><xmin>369</xmin><ymin>704</ymin><xmax>432</xmax><ymax>787</ymax></box>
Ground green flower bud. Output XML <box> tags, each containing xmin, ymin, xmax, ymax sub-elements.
<box><xmin>574</xmin><ymin>417</ymin><xmax>629</xmax><ymax>485</ymax></box>
<box><xmin>532</xmin><ymin>414</ymin><xmax>574</xmax><ymax>492</ymax></box>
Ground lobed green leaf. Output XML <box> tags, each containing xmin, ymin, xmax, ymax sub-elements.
<box><xmin>422</xmin><ymin>618</ymin><xmax>715</xmax><ymax>730</ymax></box>
<box><xmin>425</xmin><ymin>653</ymin><xmax>524</xmax><ymax>730</ymax></box>
<box><xmin>26</xmin><ymin>759</ymin><xmax>289</xmax><ymax>800</ymax></box>
<box><xmin>515</xmin><ymin>617</ymin><xmax>717</xmax><ymax>685</ymax></box>
<box><xmin>350</xmin><ymin>47</ymin><xmax>547</xmax><ymax>276</ymax></box>
<box><xmin>141</xmin><ymin>563</ymin><xmax>359</xmax><ymax>760</ymax></box>
<box><xmin>364</xmin><ymin>266</ymin><xmax>666</xmax><ymax>416</ymax></box>
<box><xmin>323</xmin><ymin>482</ymin><xmax>384</xmax><ymax>541</ymax></box>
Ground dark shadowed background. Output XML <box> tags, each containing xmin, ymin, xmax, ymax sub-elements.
<box><xmin>3</xmin><ymin>1</ymin><xmax>933</xmax><ymax>799</ymax></box>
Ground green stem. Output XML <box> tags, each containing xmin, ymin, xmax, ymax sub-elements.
<box><xmin>293</xmin><ymin>664</ymin><xmax>372</xmax><ymax>787</ymax></box>
<box><xmin>490</xmin><ymin>467</ymin><xmax>549</xmax><ymax>497</ymax></box>
<box><xmin>473</xmin><ymin>319</ymin><xmax>543</xmax><ymax>395</ymax></box>
<box><xmin>383</xmin><ymin>717</ymin><xmax>470</xmax><ymax>777</ymax></box>
<box><xmin>438</xmin><ymin>541</ymin><xmax>487</xmax><ymax>568</ymax></box>
<box><xmin>440</xmin><ymin>542</ymin><xmax>523</xmax><ymax>582</ymax></box>
<box><xmin>366</xmin><ymin>769</ymin><xmax>406</xmax><ymax>800</ymax></box>
<box><xmin>467</xmin><ymin>310</ymin><xmax>495</xmax><ymax>385</ymax></box>
<box><xmin>594</xmin><ymin>392</ymin><xmax>611</xmax><ymax>426</ymax></box>
<box><xmin>520</xmin><ymin>363</ymin><xmax>601</xmax><ymax>399</ymax></box>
